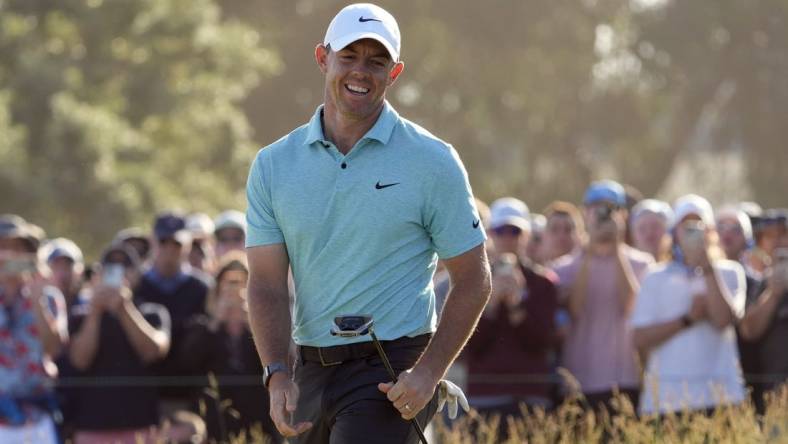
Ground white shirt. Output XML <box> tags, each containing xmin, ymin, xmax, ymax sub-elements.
<box><xmin>631</xmin><ymin>260</ymin><xmax>746</xmax><ymax>414</ymax></box>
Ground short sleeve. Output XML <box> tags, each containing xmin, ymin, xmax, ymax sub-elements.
<box><xmin>630</xmin><ymin>270</ymin><xmax>662</xmax><ymax>328</ymax></box>
<box><xmin>718</xmin><ymin>261</ymin><xmax>746</xmax><ymax>319</ymax></box>
<box><xmin>245</xmin><ymin>149</ymin><xmax>285</xmax><ymax>247</ymax></box>
<box><xmin>138</xmin><ymin>302</ymin><xmax>171</xmax><ymax>337</ymax></box>
<box><xmin>423</xmin><ymin>146</ymin><xmax>486</xmax><ymax>259</ymax></box>
<box><xmin>550</xmin><ymin>255</ymin><xmax>579</xmax><ymax>293</ymax></box>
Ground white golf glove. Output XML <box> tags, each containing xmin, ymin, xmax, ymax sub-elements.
<box><xmin>437</xmin><ymin>379</ymin><xmax>470</xmax><ymax>419</ymax></box>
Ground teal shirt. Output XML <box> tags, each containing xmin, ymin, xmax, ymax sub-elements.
<box><xmin>246</xmin><ymin>102</ymin><xmax>485</xmax><ymax>346</ymax></box>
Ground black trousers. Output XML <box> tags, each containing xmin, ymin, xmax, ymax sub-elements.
<box><xmin>291</xmin><ymin>335</ymin><xmax>438</xmax><ymax>444</ymax></box>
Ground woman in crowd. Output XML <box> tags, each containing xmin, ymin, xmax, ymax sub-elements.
<box><xmin>632</xmin><ymin>194</ymin><xmax>746</xmax><ymax>416</ymax></box>
<box><xmin>180</xmin><ymin>252</ymin><xmax>281</xmax><ymax>443</ymax></box>
<box><xmin>629</xmin><ymin>199</ymin><xmax>673</xmax><ymax>262</ymax></box>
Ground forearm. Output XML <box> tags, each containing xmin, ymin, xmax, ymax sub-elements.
<box><xmin>703</xmin><ymin>269</ymin><xmax>735</xmax><ymax>328</ymax></box>
<box><xmin>413</xmin><ymin>273</ymin><xmax>491</xmax><ymax>382</ymax></box>
<box><xmin>615</xmin><ymin>249</ymin><xmax>639</xmax><ymax>315</ymax></box>
<box><xmin>69</xmin><ymin>311</ymin><xmax>102</xmax><ymax>370</ymax></box>
<box><xmin>633</xmin><ymin>318</ymin><xmax>685</xmax><ymax>353</ymax></box>
<box><xmin>33</xmin><ymin>301</ymin><xmax>66</xmax><ymax>357</ymax></box>
<box><xmin>117</xmin><ymin>302</ymin><xmax>169</xmax><ymax>363</ymax></box>
<box><xmin>247</xmin><ymin>276</ymin><xmax>292</xmax><ymax>366</ymax></box>
<box><xmin>739</xmin><ymin>287</ymin><xmax>782</xmax><ymax>340</ymax></box>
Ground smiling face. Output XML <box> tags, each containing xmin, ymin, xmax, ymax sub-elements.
<box><xmin>316</xmin><ymin>38</ymin><xmax>403</xmax><ymax>122</ymax></box>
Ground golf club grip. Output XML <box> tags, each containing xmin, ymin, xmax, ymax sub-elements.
<box><xmin>370</xmin><ymin>332</ymin><xmax>429</xmax><ymax>444</ymax></box>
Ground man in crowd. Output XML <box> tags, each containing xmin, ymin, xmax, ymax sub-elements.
<box><xmin>464</xmin><ymin>198</ymin><xmax>558</xmax><ymax>432</ymax></box>
<box><xmin>186</xmin><ymin>212</ymin><xmax>216</xmax><ymax>275</ymax></box>
<box><xmin>551</xmin><ymin>180</ymin><xmax>653</xmax><ymax>410</ymax></box>
<box><xmin>244</xmin><ymin>4</ymin><xmax>490</xmax><ymax>442</ymax></box>
<box><xmin>0</xmin><ymin>215</ymin><xmax>67</xmax><ymax>443</ymax></box>
<box><xmin>629</xmin><ymin>199</ymin><xmax>673</xmax><ymax>262</ymax></box>
<box><xmin>214</xmin><ymin>210</ymin><xmax>246</xmax><ymax>260</ymax></box>
<box><xmin>114</xmin><ymin>227</ymin><xmax>152</xmax><ymax>266</ymax></box>
<box><xmin>134</xmin><ymin>212</ymin><xmax>209</xmax><ymax>406</ymax></box>
<box><xmin>542</xmin><ymin>201</ymin><xmax>585</xmax><ymax>264</ymax></box>
<box><xmin>66</xmin><ymin>243</ymin><xmax>171</xmax><ymax>443</ymax></box>
<box><xmin>42</xmin><ymin>238</ymin><xmax>84</xmax><ymax>309</ymax></box>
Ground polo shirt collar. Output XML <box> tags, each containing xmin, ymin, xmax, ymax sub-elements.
<box><xmin>303</xmin><ymin>101</ymin><xmax>398</xmax><ymax>147</ymax></box>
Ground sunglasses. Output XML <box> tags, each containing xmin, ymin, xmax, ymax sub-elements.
<box><xmin>492</xmin><ymin>225</ymin><xmax>523</xmax><ymax>237</ymax></box>
<box><xmin>217</xmin><ymin>235</ymin><xmax>244</xmax><ymax>244</ymax></box>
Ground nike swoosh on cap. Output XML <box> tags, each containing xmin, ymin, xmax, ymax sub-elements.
<box><xmin>359</xmin><ymin>16</ymin><xmax>382</xmax><ymax>23</ymax></box>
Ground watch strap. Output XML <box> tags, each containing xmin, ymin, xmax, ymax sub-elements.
<box><xmin>263</xmin><ymin>362</ymin><xmax>289</xmax><ymax>389</ymax></box>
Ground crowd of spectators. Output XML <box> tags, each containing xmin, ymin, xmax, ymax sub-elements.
<box><xmin>1</xmin><ymin>180</ymin><xmax>787</xmax><ymax>442</ymax></box>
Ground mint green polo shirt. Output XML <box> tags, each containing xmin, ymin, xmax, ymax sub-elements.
<box><xmin>246</xmin><ymin>101</ymin><xmax>485</xmax><ymax>347</ymax></box>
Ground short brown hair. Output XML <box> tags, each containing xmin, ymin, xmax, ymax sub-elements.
<box><xmin>543</xmin><ymin>201</ymin><xmax>585</xmax><ymax>236</ymax></box>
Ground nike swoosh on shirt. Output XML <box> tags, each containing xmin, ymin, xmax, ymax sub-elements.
<box><xmin>473</xmin><ymin>219</ymin><xmax>480</xmax><ymax>229</ymax></box>
<box><xmin>375</xmin><ymin>181</ymin><xmax>400</xmax><ymax>190</ymax></box>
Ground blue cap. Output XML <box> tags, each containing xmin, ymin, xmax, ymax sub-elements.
<box><xmin>153</xmin><ymin>211</ymin><xmax>191</xmax><ymax>244</ymax></box>
<box><xmin>583</xmin><ymin>180</ymin><xmax>626</xmax><ymax>207</ymax></box>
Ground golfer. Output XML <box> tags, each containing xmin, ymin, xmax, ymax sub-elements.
<box><xmin>245</xmin><ymin>4</ymin><xmax>491</xmax><ymax>443</ymax></box>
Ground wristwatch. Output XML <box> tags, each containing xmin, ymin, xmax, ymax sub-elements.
<box><xmin>263</xmin><ymin>362</ymin><xmax>289</xmax><ymax>389</ymax></box>
<box><xmin>680</xmin><ymin>314</ymin><xmax>694</xmax><ymax>329</ymax></box>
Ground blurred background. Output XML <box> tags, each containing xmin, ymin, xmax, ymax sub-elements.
<box><xmin>1</xmin><ymin>0</ymin><xmax>786</xmax><ymax>258</ymax></box>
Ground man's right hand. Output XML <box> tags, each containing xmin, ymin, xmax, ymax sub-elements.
<box><xmin>268</xmin><ymin>371</ymin><xmax>312</xmax><ymax>438</ymax></box>
<box><xmin>687</xmin><ymin>295</ymin><xmax>708</xmax><ymax>323</ymax></box>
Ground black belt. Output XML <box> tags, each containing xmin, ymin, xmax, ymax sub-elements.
<box><xmin>300</xmin><ymin>334</ymin><xmax>431</xmax><ymax>367</ymax></box>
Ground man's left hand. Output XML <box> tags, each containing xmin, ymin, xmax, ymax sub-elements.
<box><xmin>378</xmin><ymin>368</ymin><xmax>438</xmax><ymax>420</ymax></box>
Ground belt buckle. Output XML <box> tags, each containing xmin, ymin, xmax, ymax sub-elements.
<box><xmin>318</xmin><ymin>347</ymin><xmax>342</xmax><ymax>367</ymax></box>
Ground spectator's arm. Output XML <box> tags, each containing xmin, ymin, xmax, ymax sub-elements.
<box><xmin>614</xmin><ymin>248</ymin><xmax>640</xmax><ymax>316</ymax></box>
<box><xmin>701</xmin><ymin>265</ymin><xmax>739</xmax><ymax>329</ymax></box>
<box><xmin>515</xmin><ymin>278</ymin><xmax>558</xmax><ymax>351</ymax></box>
<box><xmin>633</xmin><ymin>319</ymin><xmax>685</xmax><ymax>354</ymax></box>
<box><xmin>31</xmin><ymin>281</ymin><xmax>68</xmax><ymax>358</ymax></box>
<box><xmin>179</xmin><ymin>318</ymin><xmax>216</xmax><ymax>370</ymax></box>
<box><xmin>739</xmin><ymin>284</ymin><xmax>784</xmax><ymax>341</ymax></box>
<box><xmin>69</xmin><ymin>304</ymin><xmax>103</xmax><ymax>371</ymax></box>
<box><xmin>567</xmin><ymin>253</ymin><xmax>590</xmax><ymax>322</ymax></box>
<box><xmin>117</xmin><ymin>297</ymin><xmax>171</xmax><ymax>364</ymax></box>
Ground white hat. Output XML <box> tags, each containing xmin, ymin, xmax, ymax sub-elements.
<box><xmin>186</xmin><ymin>212</ymin><xmax>215</xmax><ymax>239</ymax></box>
<box><xmin>324</xmin><ymin>3</ymin><xmax>401</xmax><ymax>61</ymax></box>
<box><xmin>41</xmin><ymin>237</ymin><xmax>84</xmax><ymax>265</ymax></box>
<box><xmin>716</xmin><ymin>205</ymin><xmax>754</xmax><ymax>242</ymax></box>
<box><xmin>631</xmin><ymin>199</ymin><xmax>674</xmax><ymax>224</ymax></box>
<box><xmin>671</xmin><ymin>194</ymin><xmax>714</xmax><ymax>229</ymax></box>
<box><xmin>489</xmin><ymin>197</ymin><xmax>531</xmax><ymax>231</ymax></box>
<box><xmin>214</xmin><ymin>210</ymin><xmax>246</xmax><ymax>235</ymax></box>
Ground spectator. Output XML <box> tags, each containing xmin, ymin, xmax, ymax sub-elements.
<box><xmin>213</xmin><ymin>210</ymin><xmax>246</xmax><ymax>260</ymax></box>
<box><xmin>66</xmin><ymin>243</ymin><xmax>171</xmax><ymax>444</ymax></box>
<box><xmin>526</xmin><ymin>213</ymin><xmax>547</xmax><ymax>264</ymax></box>
<box><xmin>41</xmin><ymin>238</ymin><xmax>84</xmax><ymax>309</ymax></box>
<box><xmin>487</xmin><ymin>197</ymin><xmax>531</xmax><ymax>260</ymax></box>
<box><xmin>0</xmin><ymin>215</ymin><xmax>67</xmax><ymax>443</ymax></box>
<box><xmin>180</xmin><ymin>252</ymin><xmax>282</xmax><ymax>443</ymax></box>
<box><xmin>749</xmin><ymin>210</ymin><xmax>786</xmax><ymax>275</ymax></box>
<box><xmin>716</xmin><ymin>206</ymin><xmax>754</xmax><ymax>264</ymax></box>
<box><xmin>134</xmin><ymin>212</ymin><xmax>209</xmax><ymax>405</ymax></box>
<box><xmin>542</xmin><ymin>201</ymin><xmax>585</xmax><ymax>263</ymax></box>
<box><xmin>632</xmin><ymin>194</ymin><xmax>746</xmax><ymax>415</ymax></box>
<box><xmin>551</xmin><ymin>181</ymin><xmax>653</xmax><ymax>411</ymax></box>
<box><xmin>739</xmin><ymin>212</ymin><xmax>788</xmax><ymax>395</ymax></box>
<box><xmin>186</xmin><ymin>212</ymin><xmax>216</xmax><ymax>275</ymax></box>
<box><xmin>114</xmin><ymin>228</ymin><xmax>152</xmax><ymax>266</ymax></box>
<box><xmin>465</xmin><ymin>248</ymin><xmax>558</xmax><ymax>428</ymax></box>
<box><xmin>630</xmin><ymin>199</ymin><xmax>673</xmax><ymax>261</ymax></box>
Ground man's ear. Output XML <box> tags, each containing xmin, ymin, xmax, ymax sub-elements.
<box><xmin>388</xmin><ymin>61</ymin><xmax>405</xmax><ymax>86</ymax></box>
<box><xmin>315</xmin><ymin>44</ymin><xmax>329</xmax><ymax>74</ymax></box>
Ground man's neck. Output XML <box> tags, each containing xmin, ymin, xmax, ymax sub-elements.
<box><xmin>589</xmin><ymin>241</ymin><xmax>617</xmax><ymax>257</ymax></box>
<box><xmin>322</xmin><ymin>103</ymin><xmax>384</xmax><ymax>155</ymax></box>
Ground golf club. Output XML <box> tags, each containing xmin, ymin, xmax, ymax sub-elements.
<box><xmin>331</xmin><ymin>315</ymin><xmax>429</xmax><ymax>444</ymax></box>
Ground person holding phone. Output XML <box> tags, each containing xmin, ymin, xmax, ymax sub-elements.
<box><xmin>65</xmin><ymin>243</ymin><xmax>171</xmax><ymax>444</ymax></box>
<box><xmin>0</xmin><ymin>214</ymin><xmax>67</xmax><ymax>443</ymax></box>
<box><xmin>632</xmin><ymin>194</ymin><xmax>746</xmax><ymax>416</ymax></box>
<box><xmin>739</xmin><ymin>212</ymin><xmax>788</xmax><ymax>395</ymax></box>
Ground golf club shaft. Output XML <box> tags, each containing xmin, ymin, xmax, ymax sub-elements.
<box><xmin>370</xmin><ymin>331</ymin><xmax>429</xmax><ymax>444</ymax></box>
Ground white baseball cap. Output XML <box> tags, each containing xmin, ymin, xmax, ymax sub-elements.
<box><xmin>324</xmin><ymin>3</ymin><xmax>401</xmax><ymax>61</ymax></box>
<box><xmin>489</xmin><ymin>197</ymin><xmax>531</xmax><ymax>231</ymax></box>
<box><xmin>214</xmin><ymin>210</ymin><xmax>246</xmax><ymax>235</ymax></box>
<box><xmin>671</xmin><ymin>194</ymin><xmax>715</xmax><ymax>229</ymax></box>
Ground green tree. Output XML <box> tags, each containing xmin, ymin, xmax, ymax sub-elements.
<box><xmin>0</xmin><ymin>0</ymin><xmax>280</xmax><ymax>257</ymax></box>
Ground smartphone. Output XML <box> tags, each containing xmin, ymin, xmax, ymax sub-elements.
<box><xmin>102</xmin><ymin>264</ymin><xmax>125</xmax><ymax>288</ymax></box>
<box><xmin>0</xmin><ymin>255</ymin><xmax>37</xmax><ymax>276</ymax></box>
<box><xmin>683</xmin><ymin>222</ymin><xmax>706</xmax><ymax>250</ymax></box>
<box><xmin>775</xmin><ymin>248</ymin><xmax>788</xmax><ymax>281</ymax></box>
<box><xmin>493</xmin><ymin>253</ymin><xmax>518</xmax><ymax>277</ymax></box>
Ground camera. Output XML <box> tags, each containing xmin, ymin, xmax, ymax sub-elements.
<box><xmin>594</xmin><ymin>205</ymin><xmax>614</xmax><ymax>223</ymax></box>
